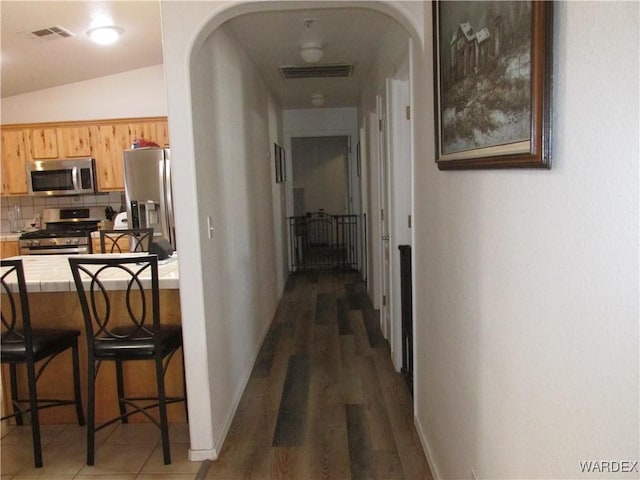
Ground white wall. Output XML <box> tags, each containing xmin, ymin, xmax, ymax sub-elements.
<box><xmin>291</xmin><ymin>136</ymin><xmax>348</xmax><ymax>215</ymax></box>
<box><xmin>183</xmin><ymin>23</ymin><xmax>282</xmax><ymax>460</ymax></box>
<box><xmin>413</xmin><ymin>2</ymin><xmax>640</xmax><ymax>478</ymax></box>
<box><xmin>1</xmin><ymin>65</ymin><xmax>167</xmax><ymax>124</ymax></box>
<box><xmin>283</xmin><ymin>107</ymin><xmax>358</xmax><ymax>215</ymax></box>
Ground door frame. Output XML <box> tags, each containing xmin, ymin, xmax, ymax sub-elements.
<box><xmin>386</xmin><ymin>55</ymin><xmax>412</xmax><ymax>371</ymax></box>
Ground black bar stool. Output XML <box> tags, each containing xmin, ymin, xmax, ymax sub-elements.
<box><xmin>68</xmin><ymin>254</ymin><xmax>186</xmax><ymax>465</ymax></box>
<box><xmin>1</xmin><ymin>259</ymin><xmax>85</xmax><ymax>468</ymax></box>
<box><xmin>99</xmin><ymin>228</ymin><xmax>154</xmax><ymax>253</ymax></box>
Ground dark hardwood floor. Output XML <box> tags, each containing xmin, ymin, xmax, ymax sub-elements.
<box><xmin>203</xmin><ymin>271</ymin><xmax>432</xmax><ymax>480</ymax></box>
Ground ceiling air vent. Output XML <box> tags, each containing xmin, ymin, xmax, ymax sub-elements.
<box><xmin>29</xmin><ymin>25</ymin><xmax>75</xmax><ymax>41</ymax></box>
<box><xmin>279</xmin><ymin>64</ymin><xmax>354</xmax><ymax>79</ymax></box>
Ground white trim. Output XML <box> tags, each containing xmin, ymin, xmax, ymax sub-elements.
<box><xmin>415</xmin><ymin>416</ymin><xmax>442</xmax><ymax>480</ymax></box>
<box><xmin>189</xmin><ymin>447</ymin><xmax>219</xmax><ymax>462</ymax></box>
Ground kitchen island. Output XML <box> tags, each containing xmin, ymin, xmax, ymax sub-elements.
<box><xmin>1</xmin><ymin>254</ymin><xmax>185</xmax><ymax>425</ymax></box>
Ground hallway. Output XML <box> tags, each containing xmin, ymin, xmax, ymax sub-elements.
<box><xmin>203</xmin><ymin>271</ymin><xmax>432</xmax><ymax>479</ymax></box>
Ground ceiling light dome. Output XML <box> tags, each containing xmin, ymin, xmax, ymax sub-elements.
<box><xmin>87</xmin><ymin>26</ymin><xmax>122</xmax><ymax>45</ymax></box>
<box><xmin>300</xmin><ymin>41</ymin><xmax>323</xmax><ymax>64</ymax></box>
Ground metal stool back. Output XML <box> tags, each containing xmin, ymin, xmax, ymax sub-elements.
<box><xmin>68</xmin><ymin>255</ymin><xmax>185</xmax><ymax>465</ymax></box>
<box><xmin>99</xmin><ymin>228</ymin><xmax>154</xmax><ymax>253</ymax></box>
<box><xmin>1</xmin><ymin>259</ymin><xmax>85</xmax><ymax>468</ymax></box>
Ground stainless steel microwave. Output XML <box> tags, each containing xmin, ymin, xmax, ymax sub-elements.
<box><xmin>27</xmin><ymin>158</ymin><xmax>97</xmax><ymax>196</ymax></box>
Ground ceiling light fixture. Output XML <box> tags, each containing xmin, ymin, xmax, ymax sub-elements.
<box><xmin>300</xmin><ymin>18</ymin><xmax>323</xmax><ymax>64</ymax></box>
<box><xmin>87</xmin><ymin>26</ymin><xmax>122</xmax><ymax>45</ymax></box>
<box><xmin>300</xmin><ymin>41</ymin><xmax>323</xmax><ymax>64</ymax></box>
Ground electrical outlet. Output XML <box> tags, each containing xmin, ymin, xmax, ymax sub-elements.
<box><xmin>471</xmin><ymin>468</ymin><xmax>478</xmax><ymax>480</ymax></box>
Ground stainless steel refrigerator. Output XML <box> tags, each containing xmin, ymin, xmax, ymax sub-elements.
<box><xmin>123</xmin><ymin>147</ymin><xmax>176</xmax><ymax>250</ymax></box>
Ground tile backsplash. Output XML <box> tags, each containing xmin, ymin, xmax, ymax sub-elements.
<box><xmin>1</xmin><ymin>192</ymin><xmax>125</xmax><ymax>233</ymax></box>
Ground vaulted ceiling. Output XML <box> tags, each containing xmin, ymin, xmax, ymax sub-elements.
<box><xmin>1</xmin><ymin>1</ymin><xmax>406</xmax><ymax>109</ymax></box>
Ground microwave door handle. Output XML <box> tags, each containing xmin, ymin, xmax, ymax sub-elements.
<box><xmin>72</xmin><ymin>166</ymin><xmax>79</xmax><ymax>191</ymax></box>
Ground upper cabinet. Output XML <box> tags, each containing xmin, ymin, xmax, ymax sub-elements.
<box><xmin>28</xmin><ymin>127</ymin><xmax>58</xmax><ymax>159</ymax></box>
<box><xmin>129</xmin><ymin>120</ymin><xmax>170</xmax><ymax>147</ymax></box>
<box><xmin>28</xmin><ymin>126</ymin><xmax>92</xmax><ymax>159</ymax></box>
<box><xmin>90</xmin><ymin>123</ymin><xmax>132</xmax><ymax>192</ymax></box>
<box><xmin>1</xmin><ymin>117</ymin><xmax>169</xmax><ymax>197</ymax></box>
<box><xmin>92</xmin><ymin>119</ymin><xmax>169</xmax><ymax>192</ymax></box>
<box><xmin>58</xmin><ymin>126</ymin><xmax>93</xmax><ymax>157</ymax></box>
<box><xmin>154</xmin><ymin>122</ymin><xmax>170</xmax><ymax>147</ymax></box>
<box><xmin>0</xmin><ymin>130</ymin><xmax>29</xmax><ymax>195</ymax></box>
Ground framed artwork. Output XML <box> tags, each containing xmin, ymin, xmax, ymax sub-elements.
<box><xmin>432</xmin><ymin>1</ymin><xmax>553</xmax><ymax>170</ymax></box>
<box><xmin>274</xmin><ymin>143</ymin><xmax>285</xmax><ymax>183</ymax></box>
<box><xmin>280</xmin><ymin>146</ymin><xmax>286</xmax><ymax>182</ymax></box>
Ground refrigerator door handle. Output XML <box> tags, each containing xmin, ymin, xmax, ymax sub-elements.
<box><xmin>162</xmin><ymin>152</ymin><xmax>175</xmax><ymax>246</ymax></box>
<box><xmin>164</xmin><ymin>158</ymin><xmax>174</xmax><ymax>228</ymax></box>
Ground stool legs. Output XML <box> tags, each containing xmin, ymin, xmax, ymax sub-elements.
<box><xmin>71</xmin><ymin>342</ymin><xmax>86</xmax><ymax>426</ymax></box>
<box><xmin>26</xmin><ymin>360</ymin><xmax>43</xmax><ymax>468</ymax></box>
<box><xmin>8</xmin><ymin>364</ymin><xmax>24</xmax><ymax>425</ymax></box>
<box><xmin>86</xmin><ymin>359</ymin><xmax>97</xmax><ymax>466</ymax></box>
<box><xmin>115</xmin><ymin>360</ymin><xmax>128</xmax><ymax>424</ymax></box>
<box><xmin>155</xmin><ymin>354</ymin><xmax>171</xmax><ymax>465</ymax></box>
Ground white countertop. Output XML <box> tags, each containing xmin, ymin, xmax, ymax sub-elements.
<box><xmin>1</xmin><ymin>253</ymin><xmax>179</xmax><ymax>292</ymax></box>
<box><xmin>1</xmin><ymin>233</ymin><xmax>22</xmax><ymax>242</ymax></box>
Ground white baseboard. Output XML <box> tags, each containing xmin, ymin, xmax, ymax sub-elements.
<box><xmin>189</xmin><ymin>447</ymin><xmax>218</xmax><ymax>461</ymax></box>
<box><xmin>415</xmin><ymin>415</ymin><xmax>442</xmax><ymax>480</ymax></box>
<box><xmin>207</xmin><ymin>309</ymin><xmax>275</xmax><ymax>460</ymax></box>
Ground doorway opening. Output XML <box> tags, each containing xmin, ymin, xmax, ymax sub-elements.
<box><xmin>288</xmin><ymin>136</ymin><xmax>362</xmax><ymax>272</ymax></box>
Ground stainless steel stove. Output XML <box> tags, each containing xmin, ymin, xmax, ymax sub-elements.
<box><xmin>19</xmin><ymin>207</ymin><xmax>104</xmax><ymax>255</ymax></box>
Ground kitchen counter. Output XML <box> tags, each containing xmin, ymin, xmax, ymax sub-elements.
<box><xmin>0</xmin><ymin>252</ymin><xmax>184</xmax><ymax>425</ymax></box>
<box><xmin>1</xmin><ymin>233</ymin><xmax>21</xmax><ymax>242</ymax></box>
<box><xmin>1</xmin><ymin>253</ymin><xmax>179</xmax><ymax>292</ymax></box>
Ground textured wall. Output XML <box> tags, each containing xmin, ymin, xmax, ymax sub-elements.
<box><xmin>414</xmin><ymin>2</ymin><xmax>639</xmax><ymax>478</ymax></box>
<box><xmin>1</xmin><ymin>65</ymin><xmax>167</xmax><ymax>124</ymax></box>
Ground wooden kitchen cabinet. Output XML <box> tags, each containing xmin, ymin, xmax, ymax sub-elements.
<box><xmin>27</xmin><ymin>127</ymin><xmax>59</xmax><ymax>159</ymax></box>
<box><xmin>91</xmin><ymin>236</ymin><xmax>130</xmax><ymax>253</ymax></box>
<box><xmin>57</xmin><ymin>126</ymin><xmax>92</xmax><ymax>157</ymax></box>
<box><xmin>27</xmin><ymin>125</ymin><xmax>92</xmax><ymax>159</ymax></box>
<box><xmin>155</xmin><ymin>121</ymin><xmax>170</xmax><ymax>147</ymax></box>
<box><xmin>0</xmin><ymin>241</ymin><xmax>19</xmax><ymax>259</ymax></box>
<box><xmin>2</xmin><ymin>117</ymin><xmax>168</xmax><ymax>194</ymax></box>
<box><xmin>91</xmin><ymin>237</ymin><xmax>101</xmax><ymax>253</ymax></box>
<box><xmin>129</xmin><ymin>120</ymin><xmax>169</xmax><ymax>147</ymax></box>
<box><xmin>90</xmin><ymin>124</ymin><xmax>132</xmax><ymax>191</ymax></box>
<box><xmin>0</xmin><ymin>129</ymin><xmax>29</xmax><ymax>195</ymax></box>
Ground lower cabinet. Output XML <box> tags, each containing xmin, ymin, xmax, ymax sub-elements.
<box><xmin>1</xmin><ymin>241</ymin><xmax>19</xmax><ymax>259</ymax></box>
<box><xmin>92</xmin><ymin>236</ymin><xmax>130</xmax><ymax>253</ymax></box>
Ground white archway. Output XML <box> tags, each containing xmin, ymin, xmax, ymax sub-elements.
<box><xmin>160</xmin><ymin>0</ymin><xmax>426</xmax><ymax>461</ymax></box>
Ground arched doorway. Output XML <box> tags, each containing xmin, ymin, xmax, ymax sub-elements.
<box><xmin>160</xmin><ymin>0</ymin><xmax>424</xmax><ymax>461</ymax></box>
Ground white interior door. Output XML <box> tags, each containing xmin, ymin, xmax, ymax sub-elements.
<box><xmin>388</xmin><ymin>70</ymin><xmax>412</xmax><ymax>371</ymax></box>
<box><xmin>377</xmin><ymin>95</ymin><xmax>391</xmax><ymax>340</ymax></box>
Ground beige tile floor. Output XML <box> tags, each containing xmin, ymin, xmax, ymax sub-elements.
<box><xmin>1</xmin><ymin>422</ymin><xmax>207</xmax><ymax>479</ymax></box>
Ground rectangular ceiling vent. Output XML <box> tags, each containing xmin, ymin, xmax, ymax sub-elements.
<box><xmin>279</xmin><ymin>64</ymin><xmax>354</xmax><ymax>79</ymax></box>
<box><xmin>29</xmin><ymin>26</ymin><xmax>75</xmax><ymax>41</ymax></box>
